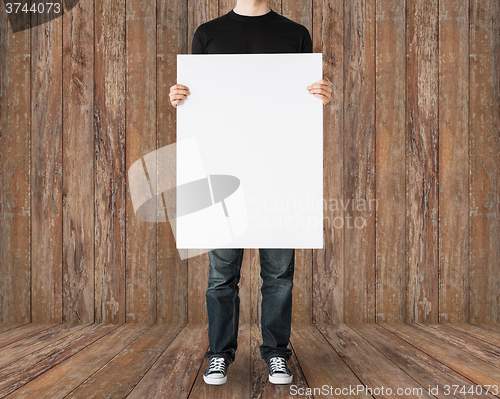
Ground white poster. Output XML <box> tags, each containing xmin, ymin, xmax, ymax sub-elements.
<box><xmin>176</xmin><ymin>53</ymin><xmax>323</xmax><ymax>249</ymax></box>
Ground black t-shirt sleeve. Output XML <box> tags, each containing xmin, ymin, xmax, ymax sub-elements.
<box><xmin>301</xmin><ymin>27</ymin><xmax>313</xmax><ymax>53</ymax></box>
<box><xmin>191</xmin><ymin>26</ymin><xmax>205</xmax><ymax>54</ymax></box>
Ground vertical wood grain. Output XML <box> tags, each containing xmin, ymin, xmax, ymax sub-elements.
<box><xmin>406</xmin><ymin>0</ymin><xmax>439</xmax><ymax>323</ymax></box>
<box><xmin>187</xmin><ymin>0</ymin><xmax>218</xmax><ymax>323</ymax></box>
<box><xmin>250</xmin><ymin>248</ymin><xmax>261</xmax><ymax>325</ymax></box>
<box><xmin>312</xmin><ymin>0</ymin><xmax>344</xmax><ymax>326</ymax></box>
<box><xmin>343</xmin><ymin>0</ymin><xmax>376</xmax><ymax>323</ymax></box>
<box><xmin>126</xmin><ymin>0</ymin><xmax>158</xmax><ymax>323</ymax></box>
<box><xmin>0</xmin><ymin>1</ymin><xmax>31</xmax><ymax>324</ymax></box>
<box><xmin>94</xmin><ymin>0</ymin><xmax>126</xmax><ymax>323</ymax></box>
<box><xmin>157</xmin><ymin>0</ymin><xmax>189</xmax><ymax>325</ymax></box>
<box><xmin>282</xmin><ymin>0</ymin><xmax>313</xmax><ymax>325</ymax></box>
<box><xmin>438</xmin><ymin>0</ymin><xmax>470</xmax><ymax>323</ymax></box>
<box><xmin>469</xmin><ymin>0</ymin><xmax>500</xmax><ymax>323</ymax></box>
<box><xmin>268</xmin><ymin>0</ymin><xmax>281</xmax><ymax>13</ymax></box>
<box><xmin>218</xmin><ymin>0</ymin><xmax>236</xmax><ymax>14</ymax></box>
<box><xmin>375</xmin><ymin>0</ymin><xmax>406</xmax><ymax>322</ymax></box>
<box><xmin>62</xmin><ymin>0</ymin><xmax>94</xmax><ymax>323</ymax></box>
<box><xmin>1</xmin><ymin>0</ymin><xmax>499</xmax><ymax>326</ymax></box>
<box><xmin>31</xmin><ymin>1</ymin><xmax>63</xmax><ymax>323</ymax></box>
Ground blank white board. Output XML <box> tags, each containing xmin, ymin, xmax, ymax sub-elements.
<box><xmin>177</xmin><ymin>53</ymin><xmax>323</xmax><ymax>249</ymax></box>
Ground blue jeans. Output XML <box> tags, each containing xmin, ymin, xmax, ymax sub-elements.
<box><xmin>205</xmin><ymin>248</ymin><xmax>295</xmax><ymax>365</ymax></box>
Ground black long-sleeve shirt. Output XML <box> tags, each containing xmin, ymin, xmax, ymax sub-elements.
<box><xmin>191</xmin><ymin>9</ymin><xmax>313</xmax><ymax>55</ymax></box>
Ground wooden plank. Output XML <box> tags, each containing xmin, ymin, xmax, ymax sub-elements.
<box><xmin>412</xmin><ymin>323</ymin><xmax>500</xmax><ymax>367</ymax></box>
<box><xmin>472</xmin><ymin>323</ymin><xmax>500</xmax><ymax>335</ymax></box>
<box><xmin>0</xmin><ymin>323</ymin><xmax>91</xmax><ymax>369</ymax></box>
<box><xmin>189</xmin><ymin>323</ymin><xmax>251</xmax><ymax>398</ymax></box>
<box><xmin>0</xmin><ymin>323</ymin><xmax>115</xmax><ymax>397</ymax></box>
<box><xmin>375</xmin><ymin>0</ymin><xmax>407</xmax><ymax>323</ymax></box>
<box><xmin>218</xmin><ymin>0</ymin><xmax>236</xmax><ymax>15</ymax></box>
<box><xmin>268</xmin><ymin>0</ymin><xmax>281</xmax><ymax>13</ymax></box>
<box><xmin>290</xmin><ymin>323</ymin><xmax>371</xmax><ymax>398</ymax></box>
<box><xmin>127</xmin><ymin>323</ymin><xmax>208</xmax><ymax>398</ymax></box>
<box><xmin>156</xmin><ymin>0</ymin><xmax>189</xmax><ymax>326</ymax></box>
<box><xmin>438</xmin><ymin>0</ymin><xmax>470</xmax><ymax>323</ymax></box>
<box><xmin>283</xmin><ymin>0</ymin><xmax>313</xmax><ymax>328</ymax></box>
<box><xmin>252</xmin><ymin>323</ymin><xmax>312</xmax><ymax>398</ymax></box>
<box><xmin>312</xmin><ymin>0</ymin><xmax>344</xmax><ymax>326</ymax></box>
<box><xmin>65</xmin><ymin>323</ymin><xmax>183</xmax><ymax>398</ymax></box>
<box><xmin>3</xmin><ymin>323</ymin><xmax>150</xmax><ymax>398</ymax></box>
<box><xmin>251</xmin><ymin>249</ymin><xmax>262</xmax><ymax>325</ymax></box>
<box><xmin>94</xmin><ymin>0</ymin><xmax>127</xmax><ymax>324</ymax></box>
<box><xmin>406</xmin><ymin>0</ymin><xmax>439</xmax><ymax>323</ymax></box>
<box><xmin>0</xmin><ymin>323</ymin><xmax>29</xmax><ymax>335</ymax></box>
<box><xmin>0</xmin><ymin>0</ymin><xmax>31</xmax><ymax>325</ymax></box>
<box><xmin>186</xmin><ymin>0</ymin><xmax>218</xmax><ymax>324</ymax></box>
<box><xmin>317</xmin><ymin>323</ymin><xmax>433</xmax><ymax>398</ymax></box>
<box><xmin>469</xmin><ymin>0</ymin><xmax>500</xmax><ymax>324</ymax></box>
<box><xmin>380</xmin><ymin>323</ymin><xmax>500</xmax><ymax>388</ymax></box>
<box><xmin>293</xmin><ymin>249</ymin><xmax>312</xmax><ymax>324</ymax></box>
<box><xmin>351</xmin><ymin>323</ymin><xmax>497</xmax><ymax>399</ymax></box>
<box><xmin>125</xmin><ymin>0</ymin><xmax>157</xmax><ymax>324</ymax></box>
<box><xmin>30</xmin><ymin>0</ymin><xmax>64</xmax><ymax>324</ymax></box>
<box><xmin>343</xmin><ymin>0</ymin><xmax>376</xmax><ymax>323</ymax></box>
<box><xmin>61</xmin><ymin>0</ymin><xmax>94</xmax><ymax>324</ymax></box>
<box><xmin>446</xmin><ymin>323</ymin><xmax>500</xmax><ymax>347</ymax></box>
<box><xmin>0</xmin><ymin>323</ymin><xmax>55</xmax><ymax>348</ymax></box>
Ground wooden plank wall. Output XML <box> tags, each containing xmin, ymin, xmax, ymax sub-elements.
<box><xmin>0</xmin><ymin>0</ymin><xmax>499</xmax><ymax>325</ymax></box>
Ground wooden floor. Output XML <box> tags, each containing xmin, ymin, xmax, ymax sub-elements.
<box><xmin>0</xmin><ymin>322</ymin><xmax>499</xmax><ymax>398</ymax></box>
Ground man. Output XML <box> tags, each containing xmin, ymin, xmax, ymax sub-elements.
<box><xmin>169</xmin><ymin>0</ymin><xmax>332</xmax><ymax>386</ymax></box>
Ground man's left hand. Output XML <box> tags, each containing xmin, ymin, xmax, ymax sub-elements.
<box><xmin>307</xmin><ymin>79</ymin><xmax>333</xmax><ymax>105</ymax></box>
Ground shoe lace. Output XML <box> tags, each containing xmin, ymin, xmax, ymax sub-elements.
<box><xmin>208</xmin><ymin>357</ymin><xmax>226</xmax><ymax>372</ymax></box>
<box><xmin>269</xmin><ymin>357</ymin><xmax>287</xmax><ymax>373</ymax></box>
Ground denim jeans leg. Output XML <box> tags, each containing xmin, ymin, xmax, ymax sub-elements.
<box><xmin>205</xmin><ymin>248</ymin><xmax>244</xmax><ymax>366</ymax></box>
<box><xmin>259</xmin><ymin>248</ymin><xmax>295</xmax><ymax>362</ymax></box>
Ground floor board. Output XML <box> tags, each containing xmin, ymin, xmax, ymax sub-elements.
<box><xmin>5</xmin><ymin>323</ymin><xmax>152</xmax><ymax>398</ymax></box>
<box><xmin>350</xmin><ymin>323</ymin><xmax>497</xmax><ymax>399</ymax></box>
<box><xmin>317</xmin><ymin>323</ymin><xmax>434</xmax><ymax>398</ymax></box>
<box><xmin>0</xmin><ymin>324</ymin><xmax>56</xmax><ymax>348</ymax></box>
<box><xmin>0</xmin><ymin>322</ymin><xmax>499</xmax><ymax>398</ymax></box>
<box><xmin>65</xmin><ymin>323</ymin><xmax>184</xmax><ymax>398</ymax></box>
<box><xmin>380</xmin><ymin>323</ymin><xmax>500</xmax><ymax>394</ymax></box>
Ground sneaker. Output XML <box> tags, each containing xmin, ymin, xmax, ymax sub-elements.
<box><xmin>203</xmin><ymin>356</ymin><xmax>228</xmax><ymax>385</ymax></box>
<box><xmin>266</xmin><ymin>356</ymin><xmax>293</xmax><ymax>384</ymax></box>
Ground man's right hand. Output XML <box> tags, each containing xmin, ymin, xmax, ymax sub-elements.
<box><xmin>169</xmin><ymin>84</ymin><xmax>191</xmax><ymax>108</ymax></box>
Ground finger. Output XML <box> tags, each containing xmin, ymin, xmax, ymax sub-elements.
<box><xmin>308</xmin><ymin>88</ymin><xmax>332</xmax><ymax>98</ymax></box>
<box><xmin>313</xmin><ymin>93</ymin><xmax>329</xmax><ymax>104</ymax></box>
<box><xmin>309</xmin><ymin>79</ymin><xmax>333</xmax><ymax>89</ymax></box>
<box><xmin>170</xmin><ymin>94</ymin><xmax>188</xmax><ymax>101</ymax></box>
<box><xmin>308</xmin><ymin>82</ymin><xmax>332</xmax><ymax>92</ymax></box>
<box><xmin>171</xmin><ymin>98</ymin><xmax>184</xmax><ymax>106</ymax></box>
<box><xmin>170</xmin><ymin>84</ymin><xmax>189</xmax><ymax>92</ymax></box>
<box><xmin>172</xmin><ymin>89</ymin><xmax>191</xmax><ymax>95</ymax></box>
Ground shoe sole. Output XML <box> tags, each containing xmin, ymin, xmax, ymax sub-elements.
<box><xmin>203</xmin><ymin>374</ymin><xmax>227</xmax><ymax>385</ymax></box>
<box><xmin>269</xmin><ymin>374</ymin><xmax>293</xmax><ymax>384</ymax></box>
